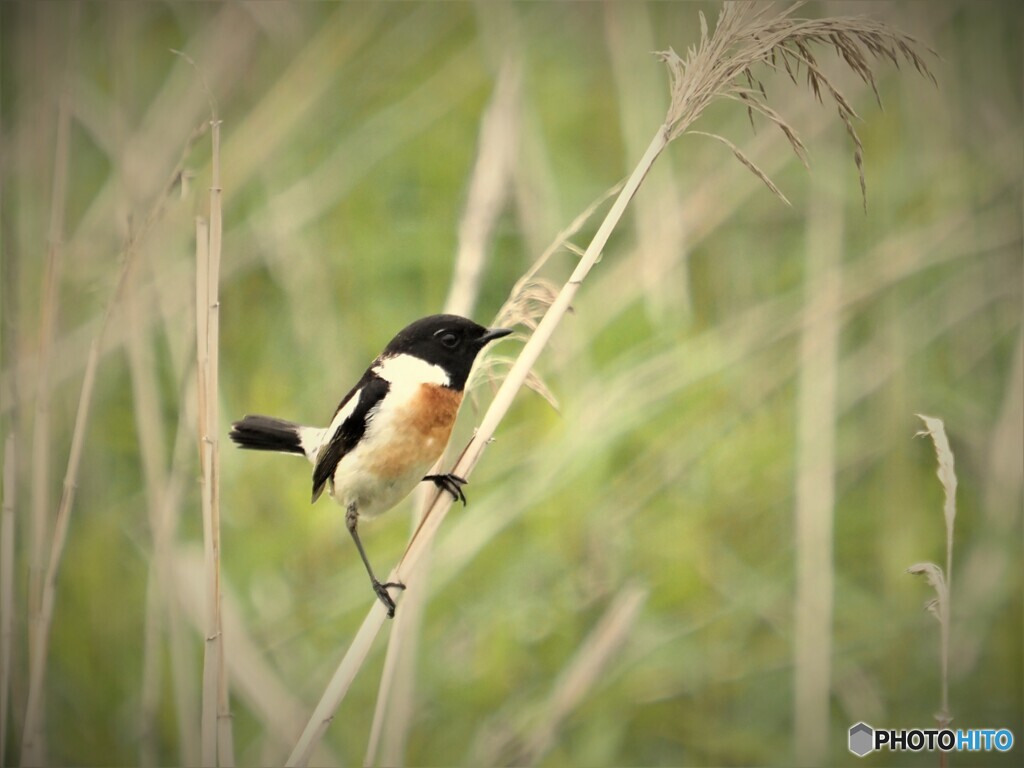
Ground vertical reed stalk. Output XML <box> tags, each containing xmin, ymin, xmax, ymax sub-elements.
<box><xmin>197</xmin><ymin>116</ymin><xmax>233</xmax><ymax>768</ymax></box>
<box><xmin>1</xmin><ymin>434</ymin><xmax>15</xmax><ymax>762</ymax></box>
<box><xmin>196</xmin><ymin>211</ymin><xmax>215</xmax><ymax>767</ymax></box>
<box><xmin>25</xmin><ymin>9</ymin><xmax>76</xmax><ymax>760</ymax></box>
<box><xmin>793</xmin><ymin>161</ymin><xmax>843</xmax><ymax>766</ymax></box>
<box><xmin>126</xmin><ymin>276</ymin><xmax>182</xmax><ymax>766</ymax></box>
<box><xmin>208</xmin><ymin>118</ymin><xmax>235</xmax><ymax>768</ymax></box>
<box><xmin>165</xmin><ymin>374</ymin><xmax>203</xmax><ymax>766</ymax></box>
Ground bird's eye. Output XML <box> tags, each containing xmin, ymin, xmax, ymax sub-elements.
<box><xmin>439</xmin><ymin>332</ymin><xmax>459</xmax><ymax>348</ymax></box>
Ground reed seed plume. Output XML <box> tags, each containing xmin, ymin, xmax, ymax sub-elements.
<box><xmin>475</xmin><ymin>277</ymin><xmax>560</xmax><ymax>409</ymax></box>
<box><xmin>657</xmin><ymin>1</ymin><xmax>935</xmax><ymax>209</ymax></box>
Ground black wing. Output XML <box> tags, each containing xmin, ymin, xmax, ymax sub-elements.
<box><xmin>311</xmin><ymin>375</ymin><xmax>390</xmax><ymax>503</ymax></box>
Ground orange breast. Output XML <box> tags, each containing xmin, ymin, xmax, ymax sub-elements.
<box><xmin>366</xmin><ymin>384</ymin><xmax>463</xmax><ymax>479</ymax></box>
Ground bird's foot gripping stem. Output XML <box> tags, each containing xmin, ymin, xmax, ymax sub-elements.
<box><xmin>424</xmin><ymin>473</ymin><xmax>468</xmax><ymax>505</ymax></box>
<box><xmin>372</xmin><ymin>579</ymin><xmax>406</xmax><ymax>618</ymax></box>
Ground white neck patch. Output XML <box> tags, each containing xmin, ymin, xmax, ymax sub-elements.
<box><xmin>373</xmin><ymin>353</ymin><xmax>450</xmax><ymax>389</ymax></box>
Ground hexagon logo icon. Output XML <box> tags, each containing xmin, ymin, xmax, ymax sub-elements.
<box><xmin>849</xmin><ymin>722</ymin><xmax>874</xmax><ymax>757</ymax></box>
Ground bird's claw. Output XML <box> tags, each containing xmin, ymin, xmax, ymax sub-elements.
<box><xmin>372</xmin><ymin>579</ymin><xmax>406</xmax><ymax>618</ymax></box>
<box><xmin>424</xmin><ymin>473</ymin><xmax>468</xmax><ymax>506</ymax></box>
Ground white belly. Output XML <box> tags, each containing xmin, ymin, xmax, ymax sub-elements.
<box><xmin>328</xmin><ymin>447</ymin><xmax>435</xmax><ymax>519</ymax></box>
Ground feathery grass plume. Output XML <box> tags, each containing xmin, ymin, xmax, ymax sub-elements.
<box><xmin>479</xmin><ymin>181</ymin><xmax>627</xmax><ymax>407</ymax></box>
<box><xmin>908</xmin><ymin>414</ymin><xmax>958</xmax><ymax>733</ymax></box>
<box><xmin>657</xmin><ymin>1</ymin><xmax>935</xmax><ymax>210</ymax></box>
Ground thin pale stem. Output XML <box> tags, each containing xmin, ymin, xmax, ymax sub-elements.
<box><xmin>197</xmin><ymin>211</ymin><xmax>217</xmax><ymax>767</ymax></box>
<box><xmin>25</xmin><ymin>11</ymin><xmax>76</xmax><ymax>761</ymax></box>
<box><xmin>793</xmin><ymin>161</ymin><xmax>843</xmax><ymax>766</ymax></box>
<box><xmin>1</xmin><ymin>435</ymin><xmax>15</xmax><ymax>762</ymax></box>
<box><xmin>22</xmin><ymin>331</ymin><xmax>102</xmax><ymax>765</ymax></box>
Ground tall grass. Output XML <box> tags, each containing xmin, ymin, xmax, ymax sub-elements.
<box><xmin>0</xmin><ymin>2</ymin><xmax>1020</xmax><ymax>767</ymax></box>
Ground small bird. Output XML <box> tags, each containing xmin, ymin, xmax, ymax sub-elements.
<box><xmin>229</xmin><ymin>314</ymin><xmax>512</xmax><ymax>617</ymax></box>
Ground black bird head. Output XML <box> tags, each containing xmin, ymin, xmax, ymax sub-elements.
<box><xmin>381</xmin><ymin>314</ymin><xmax>512</xmax><ymax>390</ymax></box>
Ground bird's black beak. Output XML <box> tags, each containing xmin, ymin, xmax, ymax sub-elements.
<box><xmin>479</xmin><ymin>327</ymin><xmax>513</xmax><ymax>344</ymax></box>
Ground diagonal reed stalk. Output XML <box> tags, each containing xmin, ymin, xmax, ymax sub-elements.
<box><xmin>286</xmin><ymin>4</ymin><xmax>933</xmax><ymax>764</ymax></box>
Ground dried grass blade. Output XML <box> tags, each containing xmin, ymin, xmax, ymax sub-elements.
<box><xmin>689</xmin><ymin>131</ymin><xmax>792</xmax><ymax>206</ymax></box>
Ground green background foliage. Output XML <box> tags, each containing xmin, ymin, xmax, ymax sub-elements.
<box><xmin>1</xmin><ymin>2</ymin><xmax>1020</xmax><ymax>766</ymax></box>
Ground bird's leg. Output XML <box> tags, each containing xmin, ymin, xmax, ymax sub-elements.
<box><xmin>346</xmin><ymin>503</ymin><xmax>405</xmax><ymax>618</ymax></box>
<box><xmin>423</xmin><ymin>473</ymin><xmax>468</xmax><ymax>506</ymax></box>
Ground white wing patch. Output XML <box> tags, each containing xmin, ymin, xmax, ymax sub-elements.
<box><xmin>301</xmin><ymin>390</ymin><xmax>363</xmax><ymax>465</ymax></box>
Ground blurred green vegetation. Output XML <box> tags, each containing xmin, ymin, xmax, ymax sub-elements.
<box><xmin>1</xmin><ymin>2</ymin><xmax>1021</xmax><ymax>766</ymax></box>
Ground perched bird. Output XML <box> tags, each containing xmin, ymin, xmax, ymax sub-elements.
<box><xmin>229</xmin><ymin>314</ymin><xmax>512</xmax><ymax>617</ymax></box>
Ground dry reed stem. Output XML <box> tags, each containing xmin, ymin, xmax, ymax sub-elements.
<box><xmin>196</xmin><ymin>214</ymin><xmax>217</xmax><ymax>767</ymax></box>
<box><xmin>163</xmin><ymin>375</ymin><xmax>204</xmax><ymax>765</ymax></box>
<box><xmin>25</xmin><ymin>13</ymin><xmax>76</xmax><ymax>761</ymax></box>
<box><xmin>180</xmin><ymin>41</ymin><xmax>233</xmax><ymax>762</ymax></box>
<box><xmin>793</xmin><ymin>160</ymin><xmax>843</xmax><ymax>766</ymax></box>
<box><xmin>126</xmin><ymin>271</ymin><xmax>205</xmax><ymax>764</ymax></box>
<box><xmin>1</xmin><ymin>434</ymin><xmax>15</xmax><ymax>762</ymax></box>
<box><xmin>196</xmin><ymin>152</ymin><xmax>233</xmax><ymax>763</ymax></box>
<box><xmin>140</xmin><ymin>570</ymin><xmax>161</xmax><ymax>768</ymax></box>
<box><xmin>127</xmin><ymin>281</ymin><xmax>171</xmax><ymax>768</ymax></box>
<box><xmin>208</xmin><ymin>118</ymin><xmax>234</xmax><ymax>768</ymax></box>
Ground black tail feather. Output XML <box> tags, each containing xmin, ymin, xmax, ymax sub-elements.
<box><xmin>229</xmin><ymin>415</ymin><xmax>305</xmax><ymax>455</ymax></box>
